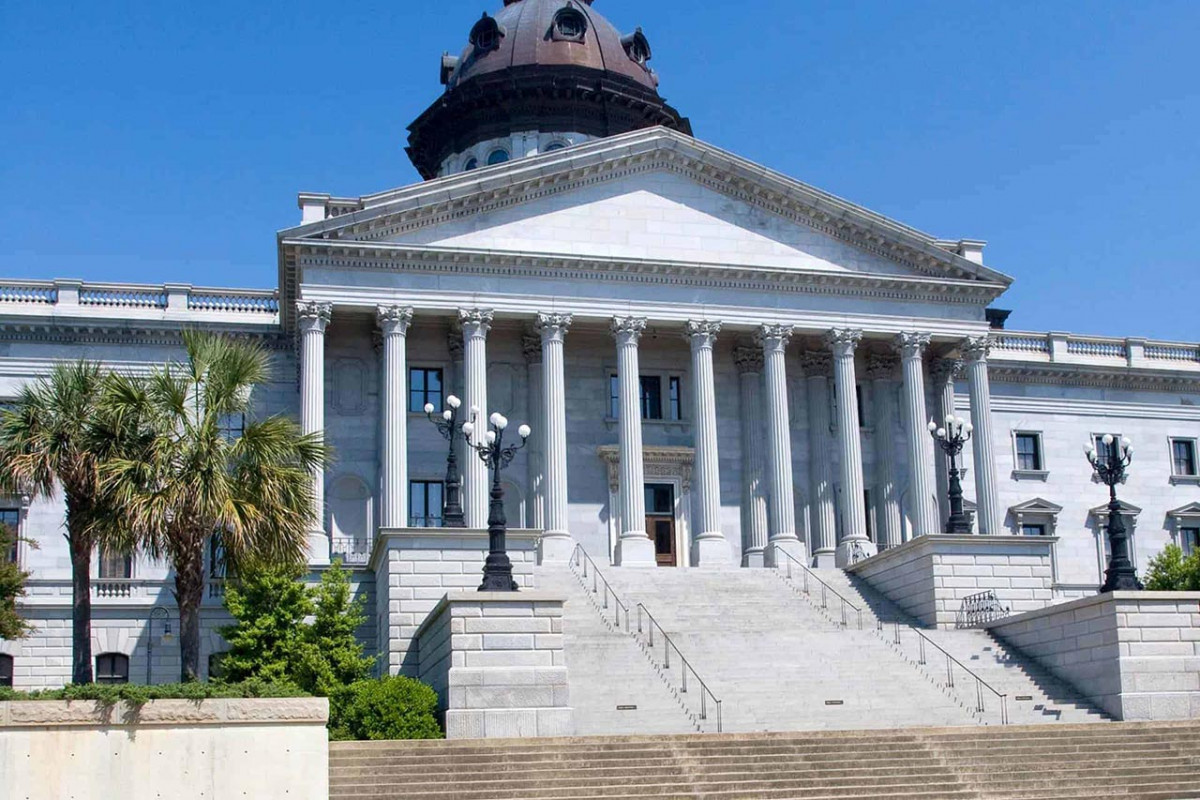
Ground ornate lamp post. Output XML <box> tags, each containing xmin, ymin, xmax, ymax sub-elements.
<box><xmin>1086</xmin><ymin>434</ymin><xmax>1143</xmax><ymax>592</ymax></box>
<box><xmin>424</xmin><ymin>394</ymin><xmax>467</xmax><ymax>528</ymax></box>
<box><xmin>463</xmin><ymin>411</ymin><xmax>531</xmax><ymax>592</ymax></box>
<box><xmin>929</xmin><ymin>415</ymin><xmax>974</xmax><ymax>534</ymax></box>
<box><xmin>146</xmin><ymin>606</ymin><xmax>173</xmax><ymax>684</ymax></box>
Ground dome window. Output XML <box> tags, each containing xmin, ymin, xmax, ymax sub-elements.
<box><xmin>544</xmin><ymin>141</ymin><xmax>567</xmax><ymax>153</ymax></box>
<box><xmin>621</xmin><ymin>28</ymin><xmax>652</xmax><ymax>67</ymax></box>
<box><xmin>487</xmin><ymin>149</ymin><xmax>510</xmax><ymax>166</ymax></box>
<box><xmin>463</xmin><ymin>157</ymin><xmax>479</xmax><ymax>172</ymax></box>
<box><xmin>551</xmin><ymin>6</ymin><xmax>588</xmax><ymax>43</ymax></box>
<box><xmin>469</xmin><ymin>13</ymin><xmax>505</xmax><ymax>56</ymax></box>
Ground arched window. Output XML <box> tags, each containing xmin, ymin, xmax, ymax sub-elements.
<box><xmin>469</xmin><ymin>13</ymin><xmax>504</xmax><ymax>55</ymax></box>
<box><xmin>543</xmin><ymin>141</ymin><xmax>567</xmax><ymax>153</ymax></box>
<box><xmin>552</xmin><ymin>7</ymin><xmax>588</xmax><ymax>42</ymax></box>
<box><xmin>463</xmin><ymin>157</ymin><xmax>479</xmax><ymax>172</ymax></box>
<box><xmin>487</xmin><ymin>149</ymin><xmax>510</xmax><ymax>166</ymax></box>
<box><xmin>0</xmin><ymin>653</ymin><xmax>13</xmax><ymax>687</ymax></box>
<box><xmin>621</xmin><ymin>28</ymin><xmax>652</xmax><ymax>67</ymax></box>
<box><xmin>96</xmin><ymin>653</ymin><xmax>129</xmax><ymax>685</ymax></box>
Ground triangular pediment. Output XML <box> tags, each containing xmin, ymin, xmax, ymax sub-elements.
<box><xmin>282</xmin><ymin>128</ymin><xmax>1012</xmax><ymax>288</ymax></box>
<box><xmin>1168</xmin><ymin>502</ymin><xmax>1200</xmax><ymax>518</ymax></box>
<box><xmin>1090</xmin><ymin>500</ymin><xmax>1142</xmax><ymax>517</ymax></box>
<box><xmin>1010</xmin><ymin>497</ymin><xmax>1064</xmax><ymax>515</ymax></box>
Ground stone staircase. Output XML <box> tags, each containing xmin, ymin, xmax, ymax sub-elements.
<box><xmin>328</xmin><ymin>721</ymin><xmax>1200</xmax><ymax>799</ymax></box>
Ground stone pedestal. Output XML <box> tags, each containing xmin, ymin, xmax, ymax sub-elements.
<box><xmin>416</xmin><ymin>591</ymin><xmax>574</xmax><ymax>740</ymax></box>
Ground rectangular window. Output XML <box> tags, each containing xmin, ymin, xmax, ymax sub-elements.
<box><xmin>1171</xmin><ymin>439</ymin><xmax>1198</xmax><ymax>477</ymax></box>
<box><xmin>95</xmin><ymin>653</ymin><xmax>129</xmax><ymax>685</ymax></box>
<box><xmin>98</xmin><ymin>546</ymin><xmax>132</xmax><ymax>580</ymax></box>
<box><xmin>0</xmin><ymin>654</ymin><xmax>12</xmax><ymax>688</ymax></box>
<box><xmin>1182</xmin><ymin>527</ymin><xmax>1200</xmax><ymax>556</ymax></box>
<box><xmin>209</xmin><ymin>532</ymin><xmax>227</xmax><ymax>580</ymax></box>
<box><xmin>640</xmin><ymin>376</ymin><xmax>663</xmax><ymax>420</ymax></box>
<box><xmin>409</xmin><ymin>480</ymin><xmax>445</xmax><ymax>528</ymax></box>
<box><xmin>1015</xmin><ymin>433</ymin><xmax>1043</xmax><ymax>471</ymax></box>
<box><xmin>644</xmin><ymin>484</ymin><xmax>674</xmax><ymax>515</ymax></box>
<box><xmin>0</xmin><ymin>508</ymin><xmax>18</xmax><ymax>564</ymax></box>
<box><xmin>668</xmin><ymin>376</ymin><xmax>683</xmax><ymax>421</ymax></box>
<box><xmin>217</xmin><ymin>412</ymin><xmax>245</xmax><ymax>443</ymax></box>
<box><xmin>408</xmin><ymin>368</ymin><xmax>444</xmax><ymax>414</ymax></box>
<box><xmin>610</xmin><ymin>375</ymin><xmax>620</xmax><ymax>419</ymax></box>
<box><xmin>1021</xmin><ymin>524</ymin><xmax>1047</xmax><ymax>537</ymax></box>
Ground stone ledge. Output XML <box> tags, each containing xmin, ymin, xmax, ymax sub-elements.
<box><xmin>848</xmin><ymin>533</ymin><xmax>1060</xmax><ymax>574</ymax></box>
<box><xmin>0</xmin><ymin>697</ymin><xmax>329</xmax><ymax>728</ymax></box>
<box><xmin>987</xmin><ymin>592</ymin><xmax>1200</xmax><ymax>630</ymax></box>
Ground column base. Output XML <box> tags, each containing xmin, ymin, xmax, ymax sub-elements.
<box><xmin>614</xmin><ymin>533</ymin><xmax>657</xmax><ymax>567</ymax></box>
<box><xmin>538</xmin><ymin>531</ymin><xmax>576</xmax><ymax>564</ymax></box>
<box><xmin>307</xmin><ymin>530</ymin><xmax>330</xmax><ymax>567</ymax></box>
<box><xmin>835</xmin><ymin>538</ymin><xmax>877</xmax><ymax>568</ymax></box>
<box><xmin>812</xmin><ymin>549</ymin><xmax>837</xmax><ymax>568</ymax></box>
<box><xmin>765</xmin><ymin>537</ymin><xmax>806</xmax><ymax>568</ymax></box>
<box><xmin>691</xmin><ymin>533</ymin><xmax>732</xmax><ymax>569</ymax></box>
<box><xmin>742</xmin><ymin>547</ymin><xmax>766</xmax><ymax>568</ymax></box>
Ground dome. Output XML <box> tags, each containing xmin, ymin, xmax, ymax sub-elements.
<box><xmin>406</xmin><ymin>0</ymin><xmax>691</xmax><ymax>180</ymax></box>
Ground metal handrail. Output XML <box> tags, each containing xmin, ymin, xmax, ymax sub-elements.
<box><xmin>569</xmin><ymin>544</ymin><xmax>631</xmax><ymax>633</ymax></box>
<box><xmin>634</xmin><ymin>603</ymin><xmax>723</xmax><ymax>733</ymax></box>
<box><xmin>880</xmin><ymin>619</ymin><xmax>1009</xmax><ymax>725</ymax></box>
<box><xmin>773</xmin><ymin>547</ymin><xmax>863</xmax><ymax>630</ymax></box>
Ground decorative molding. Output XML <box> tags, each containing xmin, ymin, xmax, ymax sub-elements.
<box><xmin>375</xmin><ymin>305</ymin><xmax>413</xmax><ymax>336</ymax></box>
<box><xmin>800</xmin><ymin>350</ymin><xmax>833</xmax><ymax>377</ymax></box>
<box><xmin>295</xmin><ymin>301</ymin><xmax>332</xmax><ymax>335</ymax></box>
<box><xmin>0</xmin><ymin>322</ymin><xmax>286</xmax><ymax>349</ymax></box>
<box><xmin>535</xmin><ymin>312</ymin><xmax>573</xmax><ymax>344</ymax></box>
<box><xmin>824</xmin><ymin>328</ymin><xmax>863</xmax><ymax>358</ymax></box>
<box><xmin>755</xmin><ymin>323</ymin><xmax>794</xmax><ymax>353</ymax></box>
<box><xmin>610</xmin><ymin>316</ymin><xmax>647</xmax><ymax>344</ymax></box>
<box><xmin>458</xmin><ymin>307</ymin><xmax>493</xmax><ymax>338</ymax></box>
<box><xmin>684</xmin><ymin>319</ymin><xmax>721</xmax><ymax>348</ymax></box>
<box><xmin>893</xmin><ymin>331</ymin><xmax>931</xmax><ymax>360</ymax></box>
<box><xmin>733</xmin><ymin>345</ymin><xmax>763</xmax><ymax>374</ymax></box>
<box><xmin>521</xmin><ymin>329</ymin><xmax>542</xmax><ymax>364</ymax></box>
<box><xmin>929</xmin><ymin>357</ymin><xmax>963</xmax><ymax>386</ymax></box>
<box><xmin>865</xmin><ymin>353</ymin><xmax>900</xmax><ymax>380</ymax></box>
<box><xmin>447</xmin><ymin>321</ymin><xmax>464</xmax><ymax>361</ymax></box>
<box><xmin>961</xmin><ymin>335</ymin><xmax>992</xmax><ymax>363</ymax></box>
<box><xmin>985</xmin><ymin>362</ymin><xmax>1200</xmax><ymax>392</ymax></box>
<box><xmin>596</xmin><ymin>445</ymin><xmax>694</xmax><ymax>493</ymax></box>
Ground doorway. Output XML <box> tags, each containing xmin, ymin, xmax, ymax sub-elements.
<box><xmin>645</xmin><ymin>483</ymin><xmax>676</xmax><ymax>567</ymax></box>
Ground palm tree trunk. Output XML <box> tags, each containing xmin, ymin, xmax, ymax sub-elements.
<box><xmin>68</xmin><ymin>510</ymin><xmax>94</xmax><ymax>685</ymax></box>
<box><xmin>175</xmin><ymin>544</ymin><xmax>205</xmax><ymax>682</ymax></box>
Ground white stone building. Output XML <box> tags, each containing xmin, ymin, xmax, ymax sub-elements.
<box><xmin>2</xmin><ymin>0</ymin><xmax>1198</xmax><ymax>689</ymax></box>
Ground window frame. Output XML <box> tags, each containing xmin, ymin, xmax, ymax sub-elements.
<box><xmin>217</xmin><ymin>412</ymin><xmax>245</xmax><ymax>443</ymax></box>
<box><xmin>95</xmin><ymin>653</ymin><xmax>129</xmax><ymax>685</ymax></box>
<box><xmin>486</xmin><ymin>149</ymin><xmax>510</xmax><ymax>166</ymax></box>
<box><xmin>0</xmin><ymin>653</ymin><xmax>12</xmax><ymax>688</ymax></box>
<box><xmin>1169</xmin><ymin>437</ymin><xmax>1199</xmax><ymax>483</ymax></box>
<box><xmin>408</xmin><ymin>366</ymin><xmax>445</xmax><ymax>414</ymax></box>
<box><xmin>1091</xmin><ymin>432</ymin><xmax>1123</xmax><ymax>468</ymax></box>
<box><xmin>97</xmin><ymin>545</ymin><xmax>133</xmax><ymax>580</ymax></box>
<box><xmin>607</xmin><ymin>370</ymin><xmax>686</xmax><ymax>423</ymax></box>
<box><xmin>1011</xmin><ymin>430</ymin><xmax>1048</xmax><ymax>478</ymax></box>
<box><xmin>1181</xmin><ymin>527</ymin><xmax>1200</xmax><ymax>557</ymax></box>
<box><xmin>409</xmin><ymin>480</ymin><xmax>445</xmax><ymax>529</ymax></box>
<box><xmin>0</xmin><ymin>507</ymin><xmax>19</xmax><ymax>565</ymax></box>
<box><xmin>1020</xmin><ymin>523</ymin><xmax>1047</xmax><ymax>537</ymax></box>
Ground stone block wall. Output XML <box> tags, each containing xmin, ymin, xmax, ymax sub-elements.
<box><xmin>373</xmin><ymin>528</ymin><xmax>539</xmax><ymax>676</ymax></box>
<box><xmin>847</xmin><ymin>534</ymin><xmax>1056</xmax><ymax>627</ymax></box>
<box><xmin>988</xmin><ymin>591</ymin><xmax>1200</xmax><ymax>721</ymax></box>
<box><xmin>415</xmin><ymin>591</ymin><xmax>572</xmax><ymax>739</ymax></box>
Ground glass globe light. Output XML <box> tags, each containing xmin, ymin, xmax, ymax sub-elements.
<box><xmin>945</xmin><ymin>414</ymin><xmax>954</xmax><ymax>425</ymax></box>
<box><xmin>485</xmin><ymin>430</ymin><xmax>496</xmax><ymax>444</ymax></box>
<box><xmin>1084</xmin><ymin>442</ymin><xmax>1095</xmax><ymax>455</ymax></box>
<box><xmin>470</xmin><ymin>405</ymin><xmax>480</xmax><ymax>418</ymax></box>
<box><xmin>1121</xmin><ymin>437</ymin><xmax>1132</xmax><ymax>448</ymax></box>
<box><xmin>462</xmin><ymin>421</ymin><xmax>474</xmax><ymax>438</ymax></box>
<box><xmin>963</xmin><ymin>422</ymin><xmax>974</xmax><ymax>434</ymax></box>
<box><xmin>1102</xmin><ymin>433</ymin><xmax>1114</xmax><ymax>446</ymax></box>
<box><xmin>489</xmin><ymin>412</ymin><xmax>502</xmax><ymax>427</ymax></box>
<box><xmin>447</xmin><ymin>395</ymin><xmax>461</xmax><ymax>409</ymax></box>
<box><xmin>927</xmin><ymin>421</ymin><xmax>938</xmax><ymax>432</ymax></box>
<box><xmin>497</xmin><ymin>415</ymin><xmax>509</xmax><ymax>430</ymax></box>
<box><xmin>442</xmin><ymin>409</ymin><xmax>452</xmax><ymax>421</ymax></box>
<box><xmin>936</xmin><ymin>428</ymin><xmax>947</xmax><ymax>438</ymax></box>
<box><xmin>518</xmin><ymin>424</ymin><xmax>531</xmax><ymax>439</ymax></box>
<box><xmin>424</xmin><ymin>403</ymin><xmax>435</xmax><ymax>415</ymax></box>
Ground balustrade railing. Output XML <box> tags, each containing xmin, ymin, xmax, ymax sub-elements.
<box><xmin>569</xmin><ymin>544</ymin><xmax>630</xmax><ymax>632</ymax></box>
<box><xmin>188</xmin><ymin>289</ymin><xmax>280</xmax><ymax>314</ymax></box>
<box><xmin>0</xmin><ymin>283</ymin><xmax>56</xmax><ymax>304</ymax></box>
<box><xmin>0</xmin><ymin>279</ymin><xmax>277</xmax><ymax>317</ymax></box>
<box><xmin>1146</xmin><ymin>344</ymin><xmax>1200</xmax><ymax>362</ymax></box>
<box><xmin>634</xmin><ymin>603</ymin><xmax>723</xmax><ymax>733</ymax></box>
<box><xmin>773</xmin><ymin>548</ymin><xmax>863</xmax><ymax>630</ymax></box>
<box><xmin>93</xmin><ymin>579</ymin><xmax>137</xmax><ymax>599</ymax></box>
<box><xmin>992</xmin><ymin>333</ymin><xmax>1049</xmax><ymax>354</ymax></box>
<box><xmin>991</xmin><ymin>332</ymin><xmax>1200</xmax><ymax>367</ymax></box>
<box><xmin>1066</xmin><ymin>338</ymin><xmax>1125</xmax><ymax>358</ymax></box>
<box><xmin>880</xmin><ymin>619</ymin><xmax>1009</xmax><ymax>725</ymax></box>
<box><xmin>80</xmin><ymin>285</ymin><xmax>167</xmax><ymax>308</ymax></box>
<box><xmin>331</xmin><ymin>537</ymin><xmax>372</xmax><ymax>566</ymax></box>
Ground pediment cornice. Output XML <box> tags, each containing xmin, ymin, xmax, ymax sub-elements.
<box><xmin>987</xmin><ymin>361</ymin><xmax>1200</xmax><ymax>392</ymax></box>
<box><xmin>0</xmin><ymin>321</ymin><xmax>288</xmax><ymax>349</ymax></box>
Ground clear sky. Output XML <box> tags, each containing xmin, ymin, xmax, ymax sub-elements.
<box><xmin>2</xmin><ymin>1</ymin><xmax>1197</xmax><ymax>341</ymax></box>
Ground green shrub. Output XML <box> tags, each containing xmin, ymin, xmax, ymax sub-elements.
<box><xmin>0</xmin><ymin>678</ymin><xmax>307</xmax><ymax>704</ymax></box>
<box><xmin>329</xmin><ymin>676</ymin><xmax>442</xmax><ymax>741</ymax></box>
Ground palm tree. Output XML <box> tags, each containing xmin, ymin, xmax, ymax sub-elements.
<box><xmin>0</xmin><ymin>362</ymin><xmax>111</xmax><ymax>683</ymax></box>
<box><xmin>101</xmin><ymin>331</ymin><xmax>329</xmax><ymax>681</ymax></box>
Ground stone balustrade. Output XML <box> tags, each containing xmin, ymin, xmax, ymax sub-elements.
<box><xmin>0</xmin><ymin>278</ymin><xmax>279</xmax><ymax>322</ymax></box>
<box><xmin>991</xmin><ymin>331</ymin><xmax>1200</xmax><ymax>369</ymax></box>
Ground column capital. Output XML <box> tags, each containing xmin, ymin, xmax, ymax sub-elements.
<box><xmin>458</xmin><ymin>308</ymin><xmax>494</xmax><ymax>338</ymax></box>
<box><xmin>961</xmin><ymin>335</ymin><xmax>992</xmax><ymax>363</ymax></box>
<box><xmin>800</xmin><ymin>350</ymin><xmax>833</xmax><ymax>377</ymax></box>
<box><xmin>684</xmin><ymin>319</ymin><xmax>721</xmax><ymax>349</ymax></box>
<box><xmin>756</xmin><ymin>323</ymin><xmax>794</xmax><ymax>353</ymax></box>
<box><xmin>824</xmin><ymin>328</ymin><xmax>863</xmax><ymax>358</ymax></box>
<box><xmin>522</xmin><ymin>329</ymin><xmax>542</xmax><ymax>364</ymax></box>
<box><xmin>892</xmin><ymin>331</ymin><xmax>931</xmax><ymax>360</ymax></box>
<box><xmin>296</xmin><ymin>301</ymin><xmax>332</xmax><ymax>333</ymax></box>
<box><xmin>929</xmin><ymin>357</ymin><xmax>963</xmax><ymax>385</ymax></box>
<box><xmin>733</xmin><ymin>345</ymin><xmax>764</xmax><ymax>374</ymax></box>
<box><xmin>536</xmin><ymin>312</ymin><xmax>574</xmax><ymax>344</ymax></box>
<box><xmin>447</xmin><ymin>322</ymin><xmax>464</xmax><ymax>361</ymax></box>
<box><xmin>610</xmin><ymin>316</ymin><xmax>647</xmax><ymax>344</ymax></box>
<box><xmin>865</xmin><ymin>352</ymin><xmax>900</xmax><ymax>380</ymax></box>
<box><xmin>375</xmin><ymin>305</ymin><xmax>413</xmax><ymax>336</ymax></box>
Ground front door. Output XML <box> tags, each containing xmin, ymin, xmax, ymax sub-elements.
<box><xmin>645</xmin><ymin>483</ymin><xmax>676</xmax><ymax>567</ymax></box>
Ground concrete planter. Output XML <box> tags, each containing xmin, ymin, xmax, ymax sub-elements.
<box><xmin>0</xmin><ymin>697</ymin><xmax>329</xmax><ymax>800</ymax></box>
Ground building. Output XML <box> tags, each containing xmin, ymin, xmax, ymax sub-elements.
<box><xmin>2</xmin><ymin>0</ymin><xmax>1198</xmax><ymax>690</ymax></box>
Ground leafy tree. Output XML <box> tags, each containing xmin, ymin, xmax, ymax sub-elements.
<box><xmin>0</xmin><ymin>524</ymin><xmax>31</xmax><ymax>640</ymax></box>
<box><xmin>1144</xmin><ymin>544</ymin><xmax>1200</xmax><ymax>591</ymax></box>
<box><xmin>0</xmin><ymin>362</ymin><xmax>116</xmax><ymax>682</ymax></box>
<box><xmin>219</xmin><ymin>559</ymin><xmax>373</xmax><ymax>694</ymax></box>
<box><xmin>100</xmin><ymin>332</ymin><xmax>330</xmax><ymax>681</ymax></box>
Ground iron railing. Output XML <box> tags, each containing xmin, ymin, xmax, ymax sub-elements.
<box><xmin>634</xmin><ymin>603</ymin><xmax>723</xmax><ymax>733</ymax></box>
<box><xmin>773</xmin><ymin>548</ymin><xmax>864</xmax><ymax>630</ymax></box>
<box><xmin>569</xmin><ymin>544</ymin><xmax>630</xmax><ymax>633</ymax></box>
<box><xmin>956</xmin><ymin>590</ymin><xmax>1010</xmax><ymax>629</ymax></box>
<box><xmin>881</xmin><ymin>619</ymin><xmax>1009</xmax><ymax>725</ymax></box>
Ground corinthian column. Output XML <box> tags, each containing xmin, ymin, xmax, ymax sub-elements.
<box><xmin>803</xmin><ymin>351</ymin><xmax>837</xmax><ymax>567</ymax></box>
<box><xmin>826</xmin><ymin>328</ymin><xmax>875</xmax><ymax>566</ymax></box>
<box><xmin>686</xmin><ymin>320</ymin><xmax>731</xmax><ymax>567</ymax></box>
<box><xmin>523</xmin><ymin>331</ymin><xmax>545</xmax><ymax>533</ymax></box>
<box><xmin>612</xmin><ymin>317</ymin><xmax>655</xmax><ymax>566</ymax></box>
<box><xmin>537</xmin><ymin>313</ymin><xmax>573</xmax><ymax>562</ymax></box>
<box><xmin>867</xmin><ymin>353</ymin><xmax>902</xmax><ymax>549</ymax></box>
<box><xmin>377</xmin><ymin>305</ymin><xmax>413</xmax><ymax>530</ymax></box>
<box><xmin>297</xmin><ymin>301</ymin><xmax>332</xmax><ymax>565</ymax></box>
<box><xmin>894</xmin><ymin>332</ymin><xmax>939</xmax><ymax>539</ymax></box>
<box><xmin>758</xmin><ymin>324</ymin><xmax>804</xmax><ymax>566</ymax></box>
<box><xmin>459</xmin><ymin>308</ymin><xmax>493</xmax><ymax>529</ymax></box>
<box><xmin>734</xmin><ymin>345</ymin><xmax>769</xmax><ymax>568</ymax></box>
<box><xmin>963</xmin><ymin>336</ymin><xmax>1002</xmax><ymax>535</ymax></box>
<box><xmin>929</xmin><ymin>357</ymin><xmax>962</xmax><ymax>529</ymax></box>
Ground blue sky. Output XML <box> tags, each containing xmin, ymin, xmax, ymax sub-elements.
<box><xmin>2</xmin><ymin>1</ymin><xmax>1197</xmax><ymax>340</ymax></box>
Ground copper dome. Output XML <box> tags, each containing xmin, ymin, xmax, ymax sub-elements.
<box><xmin>406</xmin><ymin>0</ymin><xmax>690</xmax><ymax>180</ymax></box>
